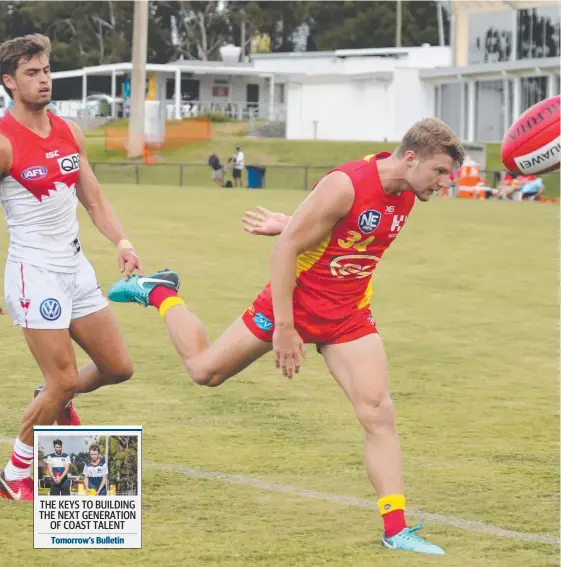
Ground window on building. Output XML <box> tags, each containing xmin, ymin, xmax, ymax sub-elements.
<box><xmin>521</xmin><ymin>76</ymin><xmax>547</xmax><ymax>111</ymax></box>
<box><xmin>517</xmin><ymin>6</ymin><xmax>560</xmax><ymax>60</ymax></box>
<box><xmin>475</xmin><ymin>80</ymin><xmax>505</xmax><ymax>141</ymax></box>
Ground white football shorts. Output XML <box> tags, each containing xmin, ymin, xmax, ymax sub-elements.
<box><xmin>4</xmin><ymin>254</ymin><xmax>108</xmax><ymax>330</ymax></box>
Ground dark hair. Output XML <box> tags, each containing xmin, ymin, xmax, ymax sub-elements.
<box><xmin>0</xmin><ymin>34</ymin><xmax>51</xmax><ymax>98</ymax></box>
<box><xmin>89</xmin><ymin>444</ymin><xmax>100</xmax><ymax>453</ymax></box>
<box><xmin>53</xmin><ymin>439</ymin><xmax>62</xmax><ymax>446</ymax></box>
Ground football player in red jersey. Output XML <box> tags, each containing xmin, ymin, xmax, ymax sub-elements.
<box><xmin>0</xmin><ymin>34</ymin><xmax>165</xmax><ymax>501</ymax></box>
<box><xmin>109</xmin><ymin>118</ymin><xmax>464</xmax><ymax>554</ymax></box>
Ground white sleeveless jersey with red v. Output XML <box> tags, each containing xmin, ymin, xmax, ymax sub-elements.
<box><xmin>0</xmin><ymin>112</ymin><xmax>81</xmax><ymax>272</ymax></box>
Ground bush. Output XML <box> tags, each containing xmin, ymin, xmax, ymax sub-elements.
<box><xmin>199</xmin><ymin>112</ymin><xmax>232</xmax><ymax>123</ymax></box>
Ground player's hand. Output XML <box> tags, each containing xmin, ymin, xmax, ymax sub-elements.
<box><xmin>0</xmin><ymin>304</ymin><xmax>4</xmax><ymax>315</ymax></box>
<box><xmin>273</xmin><ymin>325</ymin><xmax>306</xmax><ymax>379</ymax></box>
<box><xmin>118</xmin><ymin>246</ymin><xmax>144</xmax><ymax>279</ymax></box>
<box><xmin>242</xmin><ymin>206</ymin><xmax>289</xmax><ymax>237</ymax></box>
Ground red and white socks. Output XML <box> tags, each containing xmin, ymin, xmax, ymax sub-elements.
<box><xmin>4</xmin><ymin>438</ymin><xmax>33</xmax><ymax>481</ymax></box>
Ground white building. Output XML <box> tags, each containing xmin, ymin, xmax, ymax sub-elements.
<box><xmin>3</xmin><ymin>0</ymin><xmax>559</xmax><ymax>143</ymax></box>
<box><xmin>273</xmin><ymin>1</ymin><xmax>560</xmax><ymax>142</ymax></box>
<box><xmin>254</xmin><ymin>45</ymin><xmax>451</xmax><ymax>142</ymax></box>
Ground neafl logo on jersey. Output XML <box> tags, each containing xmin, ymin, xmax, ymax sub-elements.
<box><xmin>358</xmin><ymin>209</ymin><xmax>381</xmax><ymax>234</ymax></box>
<box><xmin>58</xmin><ymin>153</ymin><xmax>80</xmax><ymax>175</ymax></box>
<box><xmin>22</xmin><ymin>166</ymin><xmax>48</xmax><ymax>180</ymax></box>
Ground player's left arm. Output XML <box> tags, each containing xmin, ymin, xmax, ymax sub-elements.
<box><xmin>61</xmin><ymin>456</ymin><xmax>70</xmax><ymax>481</ymax></box>
<box><xmin>67</xmin><ymin>120</ymin><xmax>143</xmax><ymax>277</ymax></box>
<box><xmin>242</xmin><ymin>206</ymin><xmax>291</xmax><ymax>236</ymax></box>
<box><xmin>97</xmin><ymin>463</ymin><xmax>108</xmax><ymax>495</ymax></box>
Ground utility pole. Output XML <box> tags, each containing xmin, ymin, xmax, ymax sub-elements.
<box><xmin>240</xmin><ymin>12</ymin><xmax>246</xmax><ymax>62</ymax></box>
<box><xmin>396</xmin><ymin>0</ymin><xmax>402</xmax><ymax>48</ymax></box>
<box><xmin>437</xmin><ymin>2</ymin><xmax>445</xmax><ymax>46</ymax></box>
<box><xmin>127</xmin><ymin>0</ymin><xmax>149</xmax><ymax>158</ymax></box>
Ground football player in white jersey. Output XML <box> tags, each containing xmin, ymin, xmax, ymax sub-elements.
<box><xmin>0</xmin><ymin>34</ymin><xmax>173</xmax><ymax>501</ymax></box>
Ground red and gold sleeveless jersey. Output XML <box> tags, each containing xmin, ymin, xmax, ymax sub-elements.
<box><xmin>292</xmin><ymin>153</ymin><xmax>416</xmax><ymax>320</ymax></box>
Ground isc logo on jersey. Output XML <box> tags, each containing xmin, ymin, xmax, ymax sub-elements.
<box><xmin>58</xmin><ymin>153</ymin><xmax>80</xmax><ymax>175</ymax></box>
<box><xmin>22</xmin><ymin>166</ymin><xmax>47</xmax><ymax>180</ymax></box>
<box><xmin>358</xmin><ymin>209</ymin><xmax>381</xmax><ymax>234</ymax></box>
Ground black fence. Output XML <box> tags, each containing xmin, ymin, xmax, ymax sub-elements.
<box><xmin>90</xmin><ymin>162</ymin><xmax>560</xmax><ymax>195</ymax></box>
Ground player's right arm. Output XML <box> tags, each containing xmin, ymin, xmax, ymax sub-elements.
<box><xmin>0</xmin><ymin>134</ymin><xmax>12</xmax><ymax>176</ymax></box>
<box><xmin>270</xmin><ymin>171</ymin><xmax>354</xmax><ymax>378</ymax></box>
<box><xmin>47</xmin><ymin>462</ymin><xmax>57</xmax><ymax>483</ymax></box>
<box><xmin>0</xmin><ymin>134</ymin><xmax>13</xmax><ymax>315</ymax></box>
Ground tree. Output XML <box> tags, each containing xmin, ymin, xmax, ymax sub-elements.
<box><xmin>228</xmin><ymin>1</ymin><xmax>310</xmax><ymax>54</ymax></box>
<box><xmin>307</xmin><ymin>1</ymin><xmax>445</xmax><ymax>51</ymax></box>
<box><xmin>108</xmin><ymin>436</ymin><xmax>138</xmax><ymax>495</ymax></box>
<box><xmin>0</xmin><ymin>1</ymin><xmax>135</xmax><ymax>70</ymax></box>
<box><xmin>153</xmin><ymin>1</ymin><xmax>231</xmax><ymax>61</ymax></box>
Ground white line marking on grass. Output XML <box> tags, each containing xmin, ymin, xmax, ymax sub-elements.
<box><xmin>144</xmin><ymin>461</ymin><xmax>560</xmax><ymax>547</ymax></box>
<box><xmin>1</xmin><ymin>438</ymin><xmax>557</xmax><ymax>546</ymax></box>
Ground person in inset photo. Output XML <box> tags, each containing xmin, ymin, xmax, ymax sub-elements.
<box><xmin>45</xmin><ymin>439</ymin><xmax>71</xmax><ymax>496</ymax></box>
<box><xmin>83</xmin><ymin>444</ymin><xmax>108</xmax><ymax>496</ymax></box>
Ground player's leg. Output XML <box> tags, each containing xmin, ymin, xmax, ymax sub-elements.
<box><xmin>1</xmin><ymin>262</ymin><xmax>82</xmax><ymax>500</ymax></box>
<box><xmin>162</xmin><ymin>308</ymin><xmax>271</xmax><ymax>386</ymax></box>
<box><xmin>108</xmin><ymin>270</ymin><xmax>272</xmax><ymax>386</ymax></box>
<box><xmin>50</xmin><ymin>479</ymin><xmax>63</xmax><ymax>496</ymax></box>
<box><xmin>321</xmin><ymin>331</ymin><xmax>444</xmax><ymax>555</ymax></box>
<box><xmin>70</xmin><ymin>307</ymin><xmax>133</xmax><ymax>394</ymax></box>
<box><xmin>33</xmin><ymin>256</ymin><xmax>133</xmax><ymax>423</ymax></box>
<box><xmin>1</xmin><ymin>327</ymin><xmax>78</xmax><ymax>500</ymax></box>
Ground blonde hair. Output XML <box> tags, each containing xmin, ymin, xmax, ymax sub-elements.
<box><xmin>397</xmin><ymin>118</ymin><xmax>465</xmax><ymax>167</ymax></box>
<box><xmin>0</xmin><ymin>34</ymin><xmax>51</xmax><ymax>98</ymax></box>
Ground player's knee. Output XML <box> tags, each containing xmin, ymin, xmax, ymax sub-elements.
<box><xmin>355</xmin><ymin>395</ymin><xmax>395</xmax><ymax>434</ymax></box>
<box><xmin>48</xmin><ymin>371</ymin><xmax>79</xmax><ymax>405</ymax></box>
<box><xmin>187</xmin><ymin>362</ymin><xmax>225</xmax><ymax>388</ymax></box>
<box><xmin>104</xmin><ymin>357</ymin><xmax>134</xmax><ymax>384</ymax></box>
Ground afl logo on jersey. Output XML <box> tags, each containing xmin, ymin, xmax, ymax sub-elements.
<box><xmin>22</xmin><ymin>166</ymin><xmax>47</xmax><ymax>180</ymax></box>
<box><xmin>57</xmin><ymin>153</ymin><xmax>80</xmax><ymax>175</ymax></box>
<box><xmin>358</xmin><ymin>209</ymin><xmax>382</xmax><ymax>234</ymax></box>
<box><xmin>40</xmin><ymin>298</ymin><xmax>62</xmax><ymax>321</ymax></box>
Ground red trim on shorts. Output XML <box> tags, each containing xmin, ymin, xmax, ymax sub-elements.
<box><xmin>20</xmin><ymin>263</ymin><xmax>28</xmax><ymax>328</ymax></box>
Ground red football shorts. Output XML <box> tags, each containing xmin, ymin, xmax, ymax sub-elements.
<box><xmin>242</xmin><ymin>286</ymin><xmax>378</xmax><ymax>347</ymax></box>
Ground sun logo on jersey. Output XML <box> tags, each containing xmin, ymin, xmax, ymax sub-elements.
<box><xmin>329</xmin><ymin>254</ymin><xmax>380</xmax><ymax>279</ymax></box>
<box><xmin>358</xmin><ymin>209</ymin><xmax>381</xmax><ymax>234</ymax></box>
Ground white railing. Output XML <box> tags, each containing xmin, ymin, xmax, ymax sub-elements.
<box><xmin>51</xmin><ymin>99</ymin><xmax>286</xmax><ymax>122</ymax></box>
<box><xmin>165</xmin><ymin>100</ymin><xmax>286</xmax><ymax>121</ymax></box>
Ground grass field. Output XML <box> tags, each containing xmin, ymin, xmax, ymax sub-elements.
<box><xmin>83</xmin><ymin>121</ymin><xmax>561</xmax><ymax>197</ymax></box>
<box><xmin>0</xmin><ymin>186</ymin><xmax>558</xmax><ymax>566</ymax></box>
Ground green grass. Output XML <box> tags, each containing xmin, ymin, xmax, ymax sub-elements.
<box><xmin>0</xmin><ymin>186</ymin><xmax>558</xmax><ymax>566</ymax></box>
<box><xmin>85</xmin><ymin>121</ymin><xmax>560</xmax><ymax>197</ymax></box>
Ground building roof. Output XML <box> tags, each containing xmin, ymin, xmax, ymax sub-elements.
<box><xmin>51</xmin><ymin>61</ymin><xmax>283</xmax><ymax>81</ymax></box>
<box><xmin>449</xmin><ymin>0</ymin><xmax>556</xmax><ymax>14</ymax></box>
<box><xmin>420</xmin><ymin>56</ymin><xmax>560</xmax><ymax>80</ymax></box>
<box><xmin>286</xmin><ymin>71</ymin><xmax>393</xmax><ymax>83</ymax></box>
<box><xmin>252</xmin><ymin>46</ymin><xmax>447</xmax><ymax>60</ymax></box>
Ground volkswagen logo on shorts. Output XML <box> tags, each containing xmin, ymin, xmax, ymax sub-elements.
<box><xmin>358</xmin><ymin>209</ymin><xmax>381</xmax><ymax>234</ymax></box>
<box><xmin>40</xmin><ymin>298</ymin><xmax>62</xmax><ymax>321</ymax></box>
